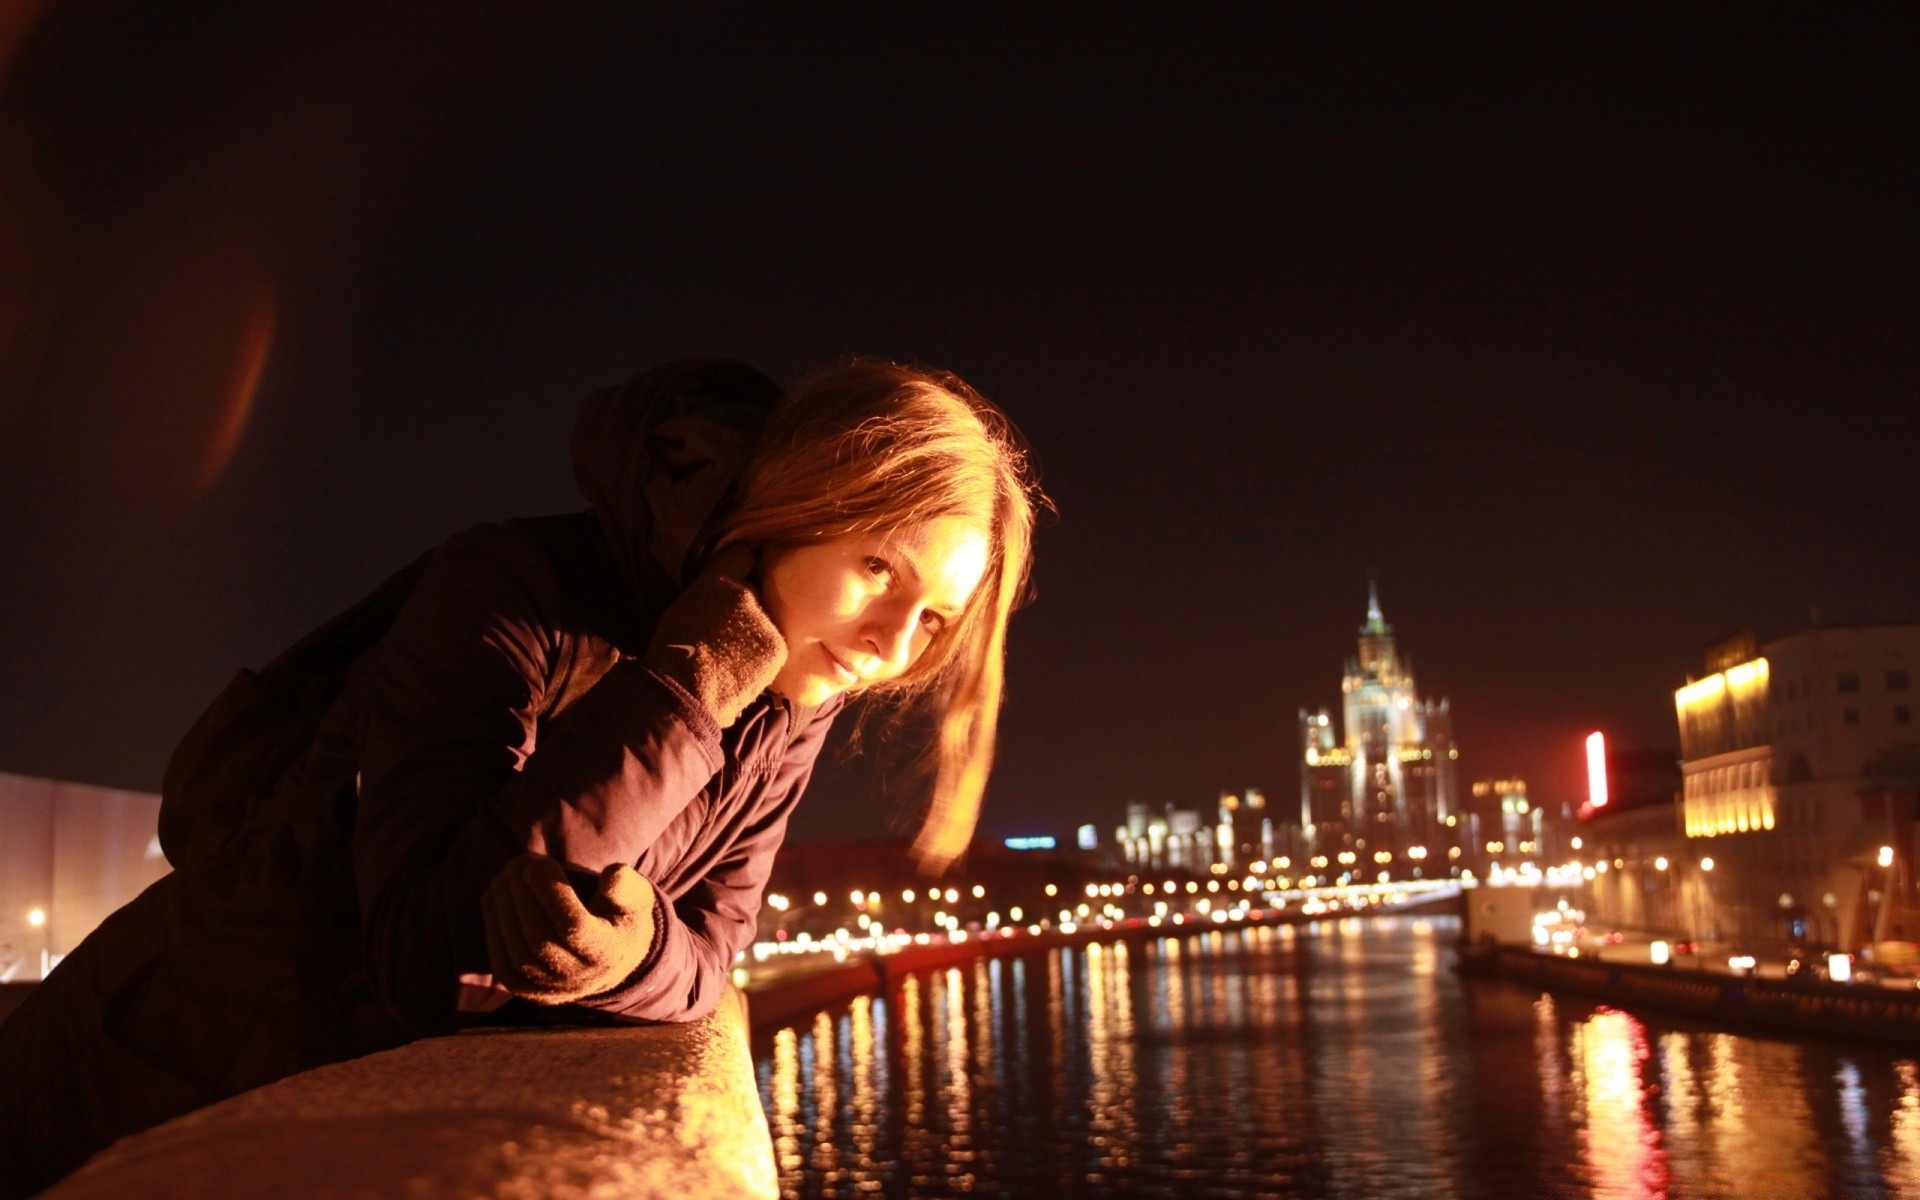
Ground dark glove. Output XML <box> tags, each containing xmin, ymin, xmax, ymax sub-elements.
<box><xmin>644</xmin><ymin>544</ymin><xmax>787</xmax><ymax>729</ymax></box>
<box><xmin>481</xmin><ymin>853</ymin><xmax>658</xmax><ymax>1006</ymax></box>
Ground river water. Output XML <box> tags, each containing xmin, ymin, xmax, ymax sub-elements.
<box><xmin>752</xmin><ymin>915</ymin><xmax>1920</xmax><ymax>1199</ymax></box>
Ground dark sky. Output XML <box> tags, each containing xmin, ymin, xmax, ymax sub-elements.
<box><xmin>1</xmin><ymin>4</ymin><xmax>1914</xmax><ymax>844</ymax></box>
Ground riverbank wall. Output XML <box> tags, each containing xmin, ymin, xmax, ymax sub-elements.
<box><xmin>1459</xmin><ymin>943</ymin><xmax>1920</xmax><ymax>1045</ymax></box>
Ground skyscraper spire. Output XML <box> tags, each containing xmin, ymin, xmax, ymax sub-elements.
<box><xmin>1362</xmin><ymin>574</ymin><xmax>1390</xmax><ymax>636</ymax></box>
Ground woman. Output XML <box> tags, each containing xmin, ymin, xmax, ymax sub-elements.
<box><xmin>0</xmin><ymin>357</ymin><xmax>1040</xmax><ymax>1197</ymax></box>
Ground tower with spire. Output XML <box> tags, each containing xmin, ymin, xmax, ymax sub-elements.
<box><xmin>1299</xmin><ymin>580</ymin><xmax>1460</xmax><ymax>874</ymax></box>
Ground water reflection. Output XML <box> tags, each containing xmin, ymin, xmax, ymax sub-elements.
<box><xmin>1570</xmin><ymin>1008</ymin><xmax>1669</xmax><ymax>1198</ymax></box>
<box><xmin>1083</xmin><ymin>941</ymin><xmax>1137</xmax><ymax>1182</ymax></box>
<box><xmin>1890</xmin><ymin>1061</ymin><xmax>1920</xmax><ymax>1197</ymax></box>
<box><xmin>755</xmin><ymin>917</ymin><xmax>1920</xmax><ymax>1199</ymax></box>
<box><xmin>809</xmin><ymin>1010</ymin><xmax>839</xmax><ymax>1185</ymax></box>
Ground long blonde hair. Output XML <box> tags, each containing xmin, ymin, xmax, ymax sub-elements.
<box><xmin>716</xmin><ymin>359</ymin><xmax>1042</xmax><ymax>871</ymax></box>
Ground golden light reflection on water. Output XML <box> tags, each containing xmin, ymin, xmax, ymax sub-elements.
<box><xmin>1048</xmin><ymin>946</ymin><xmax>1067</xmax><ymax>1148</ymax></box>
<box><xmin>1337</xmin><ymin>919</ymin><xmax>1369</xmax><ymax>1014</ymax></box>
<box><xmin>972</xmin><ymin>960</ymin><xmax>994</xmax><ymax>1088</ymax></box>
<box><xmin>1157</xmin><ymin>936</ymin><xmax>1183</xmax><ymax>1031</ymax></box>
<box><xmin>901</xmin><ymin>973</ymin><xmax>929</xmax><ymax>1178</ymax></box>
<box><xmin>1157</xmin><ymin>937</ymin><xmax>1193</xmax><ymax>1160</ymax></box>
<box><xmin>760</xmin><ymin>920</ymin><xmax>1920</xmax><ymax>1199</ymax></box>
<box><xmin>848</xmin><ymin>995</ymin><xmax>879</xmax><ymax>1183</ymax></box>
<box><xmin>809</xmin><ymin>1010</ymin><xmax>841</xmax><ymax>1185</ymax></box>
<box><xmin>1709</xmin><ymin>1033</ymin><xmax>1819</xmax><ymax>1187</ymax></box>
<box><xmin>1334</xmin><ymin>921</ymin><xmax>1398</xmax><ymax>1178</ymax></box>
<box><xmin>769</xmin><ymin>1026</ymin><xmax>802</xmax><ymax>1180</ymax></box>
<box><xmin>1084</xmin><ymin>941</ymin><xmax>1139</xmax><ymax>1181</ymax></box>
<box><xmin>1890</xmin><ymin>1061</ymin><xmax>1920</xmax><ymax>1196</ymax></box>
<box><xmin>1571</xmin><ymin>1008</ymin><xmax>1670</xmax><ymax>1198</ymax></box>
<box><xmin>1659</xmin><ymin>1032</ymin><xmax>1698</xmax><ymax>1139</ymax></box>
<box><xmin>938</xmin><ymin>967</ymin><xmax>975</xmax><ymax>1190</ymax></box>
<box><xmin>1535</xmin><ymin>992</ymin><xmax>1568</xmax><ymax>1131</ymax></box>
<box><xmin>1249</xmin><ymin>926</ymin><xmax>1280</xmax><ymax>1024</ymax></box>
<box><xmin>1404</xmin><ymin>920</ymin><xmax>1458</xmax><ymax>1176</ymax></box>
<box><xmin>1207</xmin><ymin>931</ymin><xmax>1237</xmax><ymax>1029</ymax></box>
<box><xmin>1409</xmin><ymin>920</ymin><xmax>1437</xmax><ymax>978</ymax></box>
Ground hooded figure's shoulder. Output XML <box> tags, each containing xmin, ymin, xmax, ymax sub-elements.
<box><xmin>421</xmin><ymin>513</ymin><xmax>641</xmax><ymax>643</ymax></box>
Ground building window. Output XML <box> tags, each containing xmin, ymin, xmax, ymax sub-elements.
<box><xmin>1890</xmin><ymin>669</ymin><xmax>1911</xmax><ymax>691</ymax></box>
<box><xmin>1844</xmin><ymin>706</ymin><xmax>1861</xmax><ymax>726</ymax></box>
<box><xmin>1837</xmin><ymin>672</ymin><xmax>1861</xmax><ymax>693</ymax></box>
<box><xmin>1786</xmin><ymin>752</ymin><xmax>1811</xmax><ymax>783</ymax></box>
<box><xmin>1898</xmin><ymin>705</ymin><xmax>1912</xmax><ymax>725</ymax></box>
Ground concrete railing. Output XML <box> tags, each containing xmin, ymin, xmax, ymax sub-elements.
<box><xmin>41</xmin><ymin>986</ymin><xmax>775</xmax><ymax>1200</ymax></box>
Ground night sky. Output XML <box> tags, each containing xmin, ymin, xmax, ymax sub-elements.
<box><xmin>1</xmin><ymin>5</ymin><xmax>1914</xmax><ymax>845</ymax></box>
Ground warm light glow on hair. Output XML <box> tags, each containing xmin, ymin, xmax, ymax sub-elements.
<box><xmin>716</xmin><ymin>359</ymin><xmax>1044</xmax><ymax>872</ymax></box>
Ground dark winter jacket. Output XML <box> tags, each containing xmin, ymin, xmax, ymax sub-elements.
<box><xmin>0</xmin><ymin>361</ymin><xmax>831</xmax><ymax>1197</ymax></box>
<box><xmin>344</xmin><ymin>511</ymin><xmax>840</xmax><ymax>1033</ymax></box>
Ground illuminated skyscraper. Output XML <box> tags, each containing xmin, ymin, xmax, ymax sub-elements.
<box><xmin>1299</xmin><ymin>581</ymin><xmax>1460</xmax><ymax>872</ymax></box>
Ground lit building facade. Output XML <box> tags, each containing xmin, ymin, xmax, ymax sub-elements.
<box><xmin>1298</xmin><ymin>583</ymin><xmax>1460</xmax><ymax>875</ymax></box>
<box><xmin>1217</xmin><ymin>788</ymin><xmax>1277</xmax><ymax>868</ymax></box>
<box><xmin>1469</xmin><ymin>778</ymin><xmax>1530</xmax><ymax>865</ymax></box>
<box><xmin>1115</xmin><ymin>789</ymin><xmax>1275</xmax><ymax>873</ymax></box>
<box><xmin>1672</xmin><ymin>625</ymin><xmax>1920</xmax><ymax>951</ymax></box>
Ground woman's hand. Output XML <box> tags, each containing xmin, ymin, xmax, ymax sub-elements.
<box><xmin>481</xmin><ymin>854</ymin><xmax>657</xmax><ymax>1005</ymax></box>
<box><xmin>644</xmin><ymin>545</ymin><xmax>787</xmax><ymax>728</ymax></box>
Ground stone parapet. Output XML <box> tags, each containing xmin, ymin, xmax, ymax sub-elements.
<box><xmin>42</xmin><ymin>986</ymin><xmax>774</xmax><ymax>1200</ymax></box>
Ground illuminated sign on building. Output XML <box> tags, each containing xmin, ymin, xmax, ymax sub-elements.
<box><xmin>1004</xmin><ymin>836</ymin><xmax>1056</xmax><ymax>851</ymax></box>
<box><xmin>1586</xmin><ymin>732</ymin><xmax>1608</xmax><ymax>809</ymax></box>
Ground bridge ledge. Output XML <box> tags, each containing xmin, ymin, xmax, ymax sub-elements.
<box><xmin>41</xmin><ymin>986</ymin><xmax>774</xmax><ymax>1200</ymax></box>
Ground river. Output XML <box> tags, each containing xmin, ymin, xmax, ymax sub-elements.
<box><xmin>753</xmin><ymin>914</ymin><xmax>1920</xmax><ymax>1198</ymax></box>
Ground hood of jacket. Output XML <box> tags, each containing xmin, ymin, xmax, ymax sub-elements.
<box><xmin>569</xmin><ymin>359</ymin><xmax>782</xmax><ymax>611</ymax></box>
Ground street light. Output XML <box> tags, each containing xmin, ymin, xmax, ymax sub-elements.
<box><xmin>1692</xmin><ymin>857</ymin><xmax>1712</xmax><ymax>949</ymax></box>
<box><xmin>1873</xmin><ymin>845</ymin><xmax>1897</xmax><ymax>947</ymax></box>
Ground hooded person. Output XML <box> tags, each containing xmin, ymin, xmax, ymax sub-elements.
<box><xmin>0</xmin><ymin>359</ymin><xmax>830</xmax><ymax>1198</ymax></box>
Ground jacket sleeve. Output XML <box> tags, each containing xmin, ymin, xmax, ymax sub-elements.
<box><xmin>351</xmin><ymin>525</ymin><xmax>725</xmax><ymax>1035</ymax></box>
<box><xmin>572</xmin><ymin>746</ymin><xmax>816</xmax><ymax>1024</ymax></box>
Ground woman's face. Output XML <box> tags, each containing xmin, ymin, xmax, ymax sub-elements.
<box><xmin>759</xmin><ymin>516</ymin><xmax>992</xmax><ymax>707</ymax></box>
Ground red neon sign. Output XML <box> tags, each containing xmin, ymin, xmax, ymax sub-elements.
<box><xmin>1586</xmin><ymin>732</ymin><xmax>1608</xmax><ymax>808</ymax></box>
